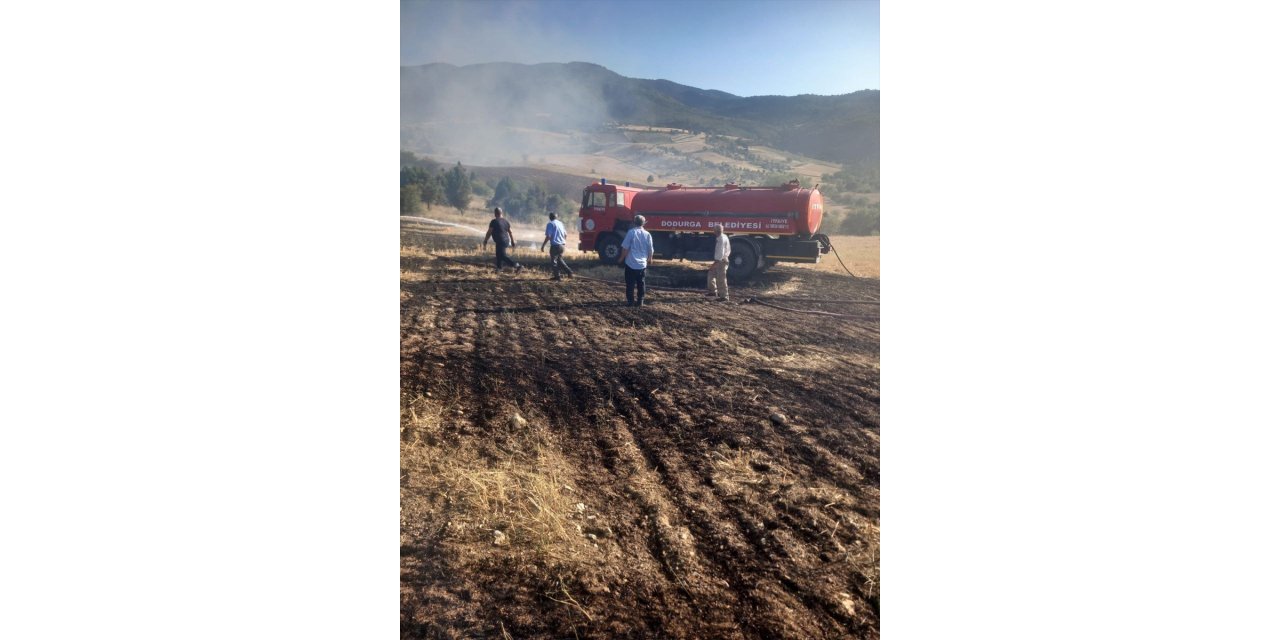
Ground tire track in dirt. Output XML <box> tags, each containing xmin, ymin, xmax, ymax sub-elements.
<box><xmin>604</xmin><ymin>315</ymin><xmax>879</xmax><ymax>636</ymax></box>
<box><xmin>609</xmin><ymin>365</ymin><xmax>865</xmax><ymax>638</ymax></box>
<box><xmin>422</xmin><ymin>276</ymin><xmax>729</xmax><ymax>637</ymax></box>
<box><xmin>605</xmin><ymin>391</ymin><xmax>796</xmax><ymax>638</ymax></box>
<box><xmin>591</xmin><ymin>348</ymin><xmax>834</xmax><ymax>637</ymax></box>
<box><xmin>559</xmin><ymin>294</ymin><xmax>781</xmax><ymax>636</ymax></box>
<box><xmin>555</xmin><ymin>306</ymin><xmax>748</xmax><ymax>639</ymax></box>
<box><xmin>402</xmin><ymin>246</ymin><xmax>880</xmax><ymax>639</ymax></box>
<box><xmin>632</xmin><ymin>300</ymin><xmax>880</xmax><ymax>511</ymax></box>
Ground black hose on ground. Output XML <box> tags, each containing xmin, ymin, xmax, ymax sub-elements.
<box><xmin>742</xmin><ymin>298</ymin><xmax>879</xmax><ymax>320</ymax></box>
<box><xmin>753</xmin><ymin>295</ymin><xmax>878</xmax><ymax>306</ymax></box>
<box><xmin>827</xmin><ymin>242</ymin><xmax>862</xmax><ymax>280</ymax></box>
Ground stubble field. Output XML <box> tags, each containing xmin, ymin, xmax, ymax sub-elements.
<box><xmin>401</xmin><ymin>219</ymin><xmax>880</xmax><ymax>639</ymax></box>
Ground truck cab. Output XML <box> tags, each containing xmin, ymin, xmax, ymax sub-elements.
<box><xmin>577</xmin><ymin>180</ymin><xmax>645</xmax><ymax>263</ymax></box>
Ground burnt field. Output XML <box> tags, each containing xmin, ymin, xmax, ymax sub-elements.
<box><xmin>401</xmin><ymin>222</ymin><xmax>880</xmax><ymax>639</ymax></box>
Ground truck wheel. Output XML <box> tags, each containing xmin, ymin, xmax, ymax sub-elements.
<box><xmin>597</xmin><ymin>233</ymin><xmax>622</xmax><ymax>264</ymax></box>
<box><xmin>728</xmin><ymin>238</ymin><xmax>759</xmax><ymax>281</ymax></box>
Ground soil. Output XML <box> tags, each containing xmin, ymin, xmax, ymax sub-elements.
<box><xmin>401</xmin><ymin>223</ymin><xmax>880</xmax><ymax>639</ymax></box>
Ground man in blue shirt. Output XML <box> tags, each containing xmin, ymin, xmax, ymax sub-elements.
<box><xmin>540</xmin><ymin>212</ymin><xmax>573</xmax><ymax>281</ymax></box>
<box><xmin>617</xmin><ymin>215</ymin><xmax>654</xmax><ymax>307</ymax></box>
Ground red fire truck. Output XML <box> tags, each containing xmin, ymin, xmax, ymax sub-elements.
<box><xmin>577</xmin><ymin>179</ymin><xmax>832</xmax><ymax>279</ymax></box>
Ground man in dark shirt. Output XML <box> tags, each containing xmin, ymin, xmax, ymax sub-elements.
<box><xmin>482</xmin><ymin>207</ymin><xmax>523</xmax><ymax>273</ymax></box>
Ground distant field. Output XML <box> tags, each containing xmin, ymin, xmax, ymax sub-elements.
<box><xmin>423</xmin><ymin>125</ymin><xmax>845</xmax><ymax>188</ymax></box>
<box><xmin>534</xmin><ymin>154</ymin><xmax>656</xmax><ymax>187</ymax></box>
<box><xmin>813</xmin><ymin>235</ymin><xmax>879</xmax><ymax>279</ymax></box>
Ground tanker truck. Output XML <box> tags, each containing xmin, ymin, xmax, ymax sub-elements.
<box><xmin>577</xmin><ymin>179</ymin><xmax>832</xmax><ymax>280</ymax></box>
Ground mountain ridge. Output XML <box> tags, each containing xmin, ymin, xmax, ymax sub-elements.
<box><xmin>401</xmin><ymin>62</ymin><xmax>878</xmax><ymax>167</ymax></box>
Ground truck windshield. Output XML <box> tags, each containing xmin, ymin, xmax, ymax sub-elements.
<box><xmin>583</xmin><ymin>190</ymin><xmax>607</xmax><ymax>208</ymax></box>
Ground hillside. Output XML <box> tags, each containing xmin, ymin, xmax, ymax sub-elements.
<box><xmin>401</xmin><ymin>62</ymin><xmax>878</xmax><ymax>167</ymax></box>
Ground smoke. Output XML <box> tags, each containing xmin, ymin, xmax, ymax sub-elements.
<box><xmin>399</xmin><ymin>2</ymin><xmax>839</xmax><ymax>187</ymax></box>
<box><xmin>401</xmin><ymin>63</ymin><xmax>762</xmax><ymax>188</ymax></box>
<box><xmin>400</xmin><ymin>215</ymin><xmax>545</xmax><ymax>244</ymax></box>
<box><xmin>400</xmin><ymin>215</ymin><xmax>484</xmax><ymax>236</ymax></box>
<box><xmin>400</xmin><ymin>0</ymin><xmax>638</xmax><ymax>167</ymax></box>
<box><xmin>401</xmin><ymin>1</ymin><xmax>624</xmax><ymax>72</ymax></box>
<box><xmin>401</xmin><ymin>61</ymin><xmax>611</xmax><ymax>166</ymax></box>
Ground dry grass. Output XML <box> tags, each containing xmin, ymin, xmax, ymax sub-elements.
<box><xmin>798</xmin><ymin>235</ymin><xmax>879</xmax><ymax>279</ymax></box>
<box><xmin>764</xmin><ymin>276</ymin><xmax>804</xmax><ymax>296</ymax></box>
<box><xmin>400</xmin><ymin>269</ymin><xmax>430</xmax><ymax>283</ymax></box>
<box><xmin>852</xmin><ymin>521</ymin><xmax>880</xmax><ymax>604</ymax></box>
<box><xmin>401</xmin><ymin>244</ymin><xmax>431</xmax><ymax>259</ymax></box>
<box><xmin>401</xmin><ymin>393</ymin><xmax>591</xmax><ymax>564</ymax></box>
<box><xmin>572</xmin><ymin>264</ymin><xmax>624</xmax><ymax>283</ymax></box>
<box><xmin>704</xmin><ymin>329</ymin><xmax>759</xmax><ymax>360</ymax></box>
<box><xmin>536</xmin><ymin>153</ymin><xmax>658</xmax><ymax>186</ymax></box>
<box><xmin>440</xmin><ymin>446</ymin><xmax>581</xmax><ymax>551</ymax></box>
<box><xmin>710</xmin><ymin>449</ymin><xmax>765</xmax><ymax>493</ymax></box>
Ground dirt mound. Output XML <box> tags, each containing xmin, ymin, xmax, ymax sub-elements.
<box><xmin>402</xmin><ymin>228</ymin><xmax>879</xmax><ymax>638</ymax></box>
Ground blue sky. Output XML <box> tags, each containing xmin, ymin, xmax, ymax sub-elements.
<box><xmin>401</xmin><ymin>0</ymin><xmax>878</xmax><ymax>97</ymax></box>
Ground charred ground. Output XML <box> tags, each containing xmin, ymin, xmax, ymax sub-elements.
<box><xmin>401</xmin><ymin>222</ymin><xmax>880</xmax><ymax>639</ymax></box>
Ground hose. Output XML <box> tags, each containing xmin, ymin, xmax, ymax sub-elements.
<box><xmin>743</xmin><ymin>298</ymin><xmax>878</xmax><ymax>320</ymax></box>
<box><xmin>753</xmin><ymin>295</ymin><xmax>877</xmax><ymax>306</ymax></box>
<box><xmin>826</xmin><ymin>241</ymin><xmax>862</xmax><ymax>280</ymax></box>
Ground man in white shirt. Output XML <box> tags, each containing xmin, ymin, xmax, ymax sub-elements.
<box><xmin>617</xmin><ymin>215</ymin><xmax>654</xmax><ymax>307</ymax></box>
<box><xmin>540</xmin><ymin>211</ymin><xmax>573</xmax><ymax>281</ymax></box>
<box><xmin>706</xmin><ymin>224</ymin><xmax>731</xmax><ymax>301</ymax></box>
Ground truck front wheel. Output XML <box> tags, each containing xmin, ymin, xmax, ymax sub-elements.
<box><xmin>728</xmin><ymin>238</ymin><xmax>759</xmax><ymax>281</ymax></box>
<box><xmin>597</xmin><ymin>233</ymin><xmax>623</xmax><ymax>265</ymax></box>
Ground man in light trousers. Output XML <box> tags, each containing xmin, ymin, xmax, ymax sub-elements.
<box><xmin>706</xmin><ymin>224</ymin><xmax>731</xmax><ymax>301</ymax></box>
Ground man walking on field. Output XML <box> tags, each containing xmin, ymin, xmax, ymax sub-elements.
<box><xmin>706</xmin><ymin>223</ymin><xmax>731</xmax><ymax>301</ymax></box>
<box><xmin>617</xmin><ymin>215</ymin><xmax>654</xmax><ymax>307</ymax></box>
<box><xmin>482</xmin><ymin>207</ymin><xmax>523</xmax><ymax>273</ymax></box>
<box><xmin>540</xmin><ymin>211</ymin><xmax>573</xmax><ymax>281</ymax></box>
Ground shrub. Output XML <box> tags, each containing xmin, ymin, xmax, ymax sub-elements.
<box><xmin>401</xmin><ymin>184</ymin><xmax>421</xmax><ymax>215</ymax></box>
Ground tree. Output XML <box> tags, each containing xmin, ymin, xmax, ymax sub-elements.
<box><xmin>839</xmin><ymin>202</ymin><xmax>880</xmax><ymax>236</ymax></box>
<box><xmin>489</xmin><ymin>176</ymin><xmax>517</xmax><ymax>208</ymax></box>
<box><xmin>400</xmin><ymin>165</ymin><xmax>430</xmax><ymax>187</ymax></box>
<box><xmin>515</xmin><ymin>183</ymin><xmax>548</xmax><ymax>221</ymax></box>
<box><xmin>443</xmin><ymin>162</ymin><xmax>472</xmax><ymax>212</ymax></box>
<box><xmin>401</xmin><ymin>165</ymin><xmax>445</xmax><ymax>210</ymax></box>
<box><xmin>400</xmin><ymin>184</ymin><xmax>421</xmax><ymax>215</ymax></box>
<box><xmin>419</xmin><ymin>175</ymin><xmax>443</xmax><ymax>209</ymax></box>
<box><xmin>546</xmin><ymin>193</ymin><xmax>568</xmax><ymax>217</ymax></box>
<box><xmin>485</xmin><ymin>174</ymin><xmax>576</xmax><ymax>222</ymax></box>
<box><xmin>647</xmin><ymin>174</ymin><xmax>655</xmax><ymax>183</ymax></box>
<box><xmin>400</xmin><ymin>150</ymin><xmax>439</xmax><ymax>171</ymax></box>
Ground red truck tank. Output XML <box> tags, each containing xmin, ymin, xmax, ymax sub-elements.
<box><xmin>577</xmin><ymin>179</ymin><xmax>831</xmax><ymax>279</ymax></box>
